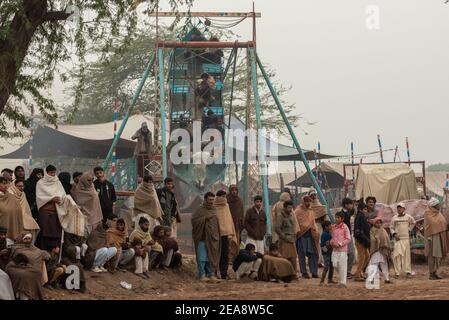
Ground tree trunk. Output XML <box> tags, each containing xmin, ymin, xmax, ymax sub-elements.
<box><xmin>0</xmin><ymin>0</ymin><xmax>47</xmax><ymax>116</ymax></box>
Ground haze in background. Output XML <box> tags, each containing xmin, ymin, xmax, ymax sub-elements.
<box><xmin>48</xmin><ymin>0</ymin><xmax>449</xmax><ymax>165</ymax></box>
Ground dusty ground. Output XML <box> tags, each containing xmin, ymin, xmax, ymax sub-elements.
<box><xmin>44</xmin><ymin>255</ymin><xmax>449</xmax><ymax>300</ymax></box>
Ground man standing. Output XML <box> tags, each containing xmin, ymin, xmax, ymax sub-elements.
<box><xmin>275</xmin><ymin>200</ymin><xmax>298</xmax><ymax>273</ymax></box>
<box><xmin>191</xmin><ymin>192</ymin><xmax>221</xmax><ymax>282</ymax></box>
<box><xmin>336</xmin><ymin>197</ymin><xmax>356</xmax><ymax>279</ymax></box>
<box><xmin>226</xmin><ymin>185</ymin><xmax>244</xmax><ymax>258</ymax></box>
<box><xmin>295</xmin><ymin>196</ymin><xmax>320</xmax><ymax>279</ymax></box>
<box><xmin>308</xmin><ymin>188</ymin><xmax>329</xmax><ymax>267</ymax></box>
<box><xmin>353</xmin><ymin>202</ymin><xmax>371</xmax><ymax>281</ymax></box>
<box><xmin>424</xmin><ymin>198</ymin><xmax>449</xmax><ymax>280</ymax></box>
<box><xmin>93</xmin><ymin>166</ymin><xmax>117</xmax><ymax>222</ymax></box>
<box><xmin>157</xmin><ymin>178</ymin><xmax>180</xmax><ymax>236</ymax></box>
<box><xmin>131</xmin><ymin>122</ymin><xmax>152</xmax><ymax>158</ymax></box>
<box><xmin>244</xmin><ymin>195</ymin><xmax>267</xmax><ymax>254</ymax></box>
<box><xmin>214</xmin><ymin>190</ymin><xmax>237</xmax><ymax>280</ymax></box>
<box><xmin>391</xmin><ymin>202</ymin><xmax>415</xmax><ymax>279</ymax></box>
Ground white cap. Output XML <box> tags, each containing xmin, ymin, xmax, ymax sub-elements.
<box><xmin>397</xmin><ymin>202</ymin><xmax>406</xmax><ymax>208</ymax></box>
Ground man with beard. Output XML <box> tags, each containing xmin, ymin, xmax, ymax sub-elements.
<box><xmin>192</xmin><ymin>192</ymin><xmax>221</xmax><ymax>283</ymax></box>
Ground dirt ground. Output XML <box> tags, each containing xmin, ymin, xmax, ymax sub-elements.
<box><xmin>44</xmin><ymin>255</ymin><xmax>449</xmax><ymax>300</ymax></box>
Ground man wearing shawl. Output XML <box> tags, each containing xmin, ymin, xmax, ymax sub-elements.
<box><xmin>10</xmin><ymin>232</ymin><xmax>50</xmax><ymax>285</ymax></box>
<box><xmin>258</xmin><ymin>243</ymin><xmax>297</xmax><ymax>283</ymax></box>
<box><xmin>226</xmin><ymin>185</ymin><xmax>244</xmax><ymax>259</ymax></box>
<box><xmin>106</xmin><ymin>218</ymin><xmax>135</xmax><ymax>272</ymax></box>
<box><xmin>36</xmin><ymin>165</ymin><xmax>86</xmax><ymax>249</ymax></box>
<box><xmin>8</xmin><ymin>179</ymin><xmax>40</xmax><ymax>244</ymax></box>
<box><xmin>0</xmin><ymin>226</ymin><xmax>15</xmax><ymax>300</ymax></box>
<box><xmin>295</xmin><ymin>196</ymin><xmax>320</xmax><ymax>279</ymax></box>
<box><xmin>214</xmin><ymin>190</ymin><xmax>238</xmax><ymax>280</ymax></box>
<box><xmin>192</xmin><ymin>192</ymin><xmax>221</xmax><ymax>282</ymax></box>
<box><xmin>153</xmin><ymin>225</ymin><xmax>182</xmax><ymax>269</ymax></box>
<box><xmin>133</xmin><ymin>175</ymin><xmax>164</xmax><ymax>231</ymax></box>
<box><xmin>366</xmin><ymin>217</ymin><xmax>392</xmax><ymax>285</ymax></box>
<box><xmin>6</xmin><ymin>253</ymin><xmax>44</xmax><ymax>300</ymax></box>
<box><xmin>308</xmin><ymin>188</ymin><xmax>329</xmax><ymax>267</ymax></box>
<box><xmin>390</xmin><ymin>202</ymin><xmax>415</xmax><ymax>278</ymax></box>
<box><xmin>83</xmin><ymin>223</ymin><xmax>117</xmax><ymax>273</ymax></box>
<box><xmin>129</xmin><ymin>217</ymin><xmax>163</xmax><ymax>278</ymax></box>
<box><xmin>271</xmin><ymin>192</ymin><xmax>292</xmax><ymax>245</ymax></box>
<box><xmin>424</xmin><ymin>197</ymin><xmax>449</xmax><ymax>280</ymax></box>
<box><xmin>276</xmin><ymin>200</ymin><xmax>298</xmax><ymax>273</ymax></box>
<box><xmin>0</xmin><ymin>177</ymin><xmax>24</xmax><ymax>242</ymax></box>
<box><xmin>72</xmin><ymin>172</ymin><xmax>103</xmax><ymax>233</ymax></box>
<box><xmin>24</xmin><ymin>168</ymin><xmax>44</xmax><ymax>220</ymax></box>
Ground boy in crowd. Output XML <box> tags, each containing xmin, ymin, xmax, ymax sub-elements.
<box><xmin>330</xmin><ymin>212</ymin><xmax>351</xmax><ymax>288</ymax></box>
<box><xmin>320</xmin><ymin>221</ymin><xmax>335</xmax><ymax>285</ymax></box>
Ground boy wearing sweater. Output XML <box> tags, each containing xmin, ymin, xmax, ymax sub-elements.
<box><xmin>330</xmin><ymin>212</ymin><xmax>351</xmax><ymax>288</ymax></box>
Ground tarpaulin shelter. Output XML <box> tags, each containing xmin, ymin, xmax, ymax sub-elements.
<box><xmin>355</xmin><ymin>163</ymin><xmax>420</xmax><ymax>205</ymax></box>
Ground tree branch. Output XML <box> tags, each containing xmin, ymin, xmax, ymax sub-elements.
<box><xmin>44</xmin><ymin>11</ymin><xmax>71</xmax><ymax>22</ymax></box>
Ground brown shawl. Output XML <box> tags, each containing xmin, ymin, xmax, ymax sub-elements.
<box><xmin>129</xmin><ymin>224</ymin><xmax>163</xmax><ymax>252</ymax></box>
<box><xmin>258</xmin><ymin>254</ymin><xmax>296</xmax><ymax>282</ymax></box>
<box><xmin>424</xmin><ymin>207</ymin><xmax>448</xmax><ymax>238</ymax></box>
<box><xmin>6</xmin><ymin>261</ymin><xmax>44</xmax><ymax>300</ymax></box>
<box><xmin>310</xmin><ymin>198</ymin><xmax>327</xmax><ymax>220</ymax></box>
<box><xmin>83</xmin><ymin>224</ymin><xmax>108</xmax><ymax>269</ymax></box>
<box><xmin>133</xmin><ymin>181</ymin><xmax>163</xmax><ymax>220</ymax></box>
<box><xmin>294</xmin><ymin>204</ymin><xmax>320</xmax><ymax>252</ymax></box>
<box><xmin>226</xmin><ymin>188</ymin><xmax>244</xmax><ymax>232</ymax></box>
<box><xmin>71</xmin><ymin>172</ymin><xmax>103</xmax><ymax>226</ymax></box>
<box><xmin>214</xmin><ymin>196</ymin><xmax>238</xmax><ymax>257</ymax></box>
<box><xmin>191</xmin><ymin>202</ymin><xmax>221</xmax><ymax>270</ymax></box>
<box><xmin>0</xmin><ymin>191</ymin><xmax>24</xmax><ymax>240</ymax></box>
<box><xmin>106</xmin><ymin>220</ymin><xmax>128</xmax><ymax>248</ymax></box>
<box><xmin>370</xmin><ymin>223</ymin><xmax>392</xmax><ymax>263</ymax></box>
<box><xmin>8</xmin><ymin>185</ymin><xmax>40</xmax><ymax>232</ymax></box>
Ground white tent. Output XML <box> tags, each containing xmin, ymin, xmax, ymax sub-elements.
<box><xmin>355</xmin><ymin>163</ymin><xmax>420</xmax><ymax>204</ymax></box>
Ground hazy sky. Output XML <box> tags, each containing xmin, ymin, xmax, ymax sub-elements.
<box><xmin>164</xmin><ymin>0</ymin><xmax>449</xmax><ymax>166</ymax></box>
<box><xmin>49</xmin><ymin>0</ymin><xmax>449</xmax><ymax>166</ymax></box>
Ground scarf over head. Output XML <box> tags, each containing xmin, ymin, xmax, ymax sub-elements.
<box><xmin>129</xmin><ymin>223</ymin><xmax>162</xmax><ymax>252</ymax></box>
<box><xmin>11</xmin><ymin>232</ymin><xmax>49</xmax><ymax>271</ymax></box>
<box><xmin>294</xmin><ymin>198</ymin><xmax>320</xmax><ymax>252</ymax></box>
<box><xmin>370</xmin><ymin>218</ymin><xmax>391</xmax><ymax>258</ymax></box>
<box><xmin>71</xmin><ymin>172</ymin><xmax>102</xmax><ymax>226</ymax></box>
<box><xmin>0</xmin><ymin>190</ymin><xmax>24</xmax><ymax>239</ymax></box>
<box><xmin>24</xmin><ymin>168</ymin><xmax>43</xmax><ymax>209</ymax></box>
<box><xmin>153</xmin><ymin>225</ymin><xmax>179</xmax><ymax>252</ymax></box>
<box><xmin>214</xmin><ymin>196</ymin><xmax>238</xmax><ymax>254</ymax></box>
<box><xmin>106</xmin><ymin>220</ymin><xmax>128</xmax><ymax>248</ymax></box>
<box><xmin>133</xmin><ymin>181</ymin><xmax>163</xmax><ymax>220</ymax></box>
<box><xmin>271</xmin><ymin>192</ymin><xmax>292</xmax><ymax>243</ymax></box>
<box><xmin>310</xmin><ymin>198</ymin><xmax>327</xmax><ymax>220</ymax></box>
<box><xmin>191</xmin><ymin>202</ymin><xmax>221</xmax><ymax>270</ymax></box>
<box><xmin>8</xmin><ymin>184</ymin><xmax>39</xmax><ymax>232</ymax></box>
<box><xmin>86</xmin><ymin>224</ymin><xmax>108</xmax><ymax>252</ymax></box>
<box><xmin>36</xmin><ymin>171</ymin><xmax>86</xmax><ymax>237</ymax></box>
<box><xmin>424</xmin><ymin>207</ymin><xmax>448</xmax><ymax>238</ymax></box>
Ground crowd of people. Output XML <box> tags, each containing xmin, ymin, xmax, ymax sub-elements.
<box><xmin>1</xmin><ymin>164</ymin><xmax>449</xmax><ymax>300</ymax></box>
<box><xmin>0</xmin><ymin>166</ymin><xmax>182</xmax><ymax>300</ymax></box>
<box><xmin>192</xmin><ymin>186</ymin><xmax>449</xmax><ymax>289</ymax></box>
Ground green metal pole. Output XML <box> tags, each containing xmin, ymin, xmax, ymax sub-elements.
<box><xmin>255</xmin><ymin>54</ymin><xmax>334</xmax><ymax>223</ymax></box>
<box><xmin>103</xmin><ymin>53</ymin><xmax>155</xmax><ymax>170</ymax></box>
<box><xmin>158</xmin><ymin>47</ymin><xmax>167</xmax><ymax>179</ymax></box>
<box><xmin>249</xmin><ymin>48</ymin><xmax>271</xmax><ymax>235</ymax></box>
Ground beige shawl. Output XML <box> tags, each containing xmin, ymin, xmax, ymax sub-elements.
<box><xmin>271</xmin><ymin>192</ymin><xmax>291</xmax><ymax>243</ymax></box>
<box><xmin>36</xmin><ymin>171</ymin><xmax>86</xmax><ymax>237</ymax></box>
<box><xmin>294</xmin><ymin>204</ymin><xmax>320</xmax><ymax>252</ymax></box>
<box><xmin>214</xmin><ymin>196</ymin><xmax>239</xmax><ymax>255</ymax></box>
<box><xmin>133</xmin><ymin>181</ymin><xmax>163</xmax><ymax>220</ymax></box>
<box><xmin>0</xmin><ymin>191</ymin><xmax>24</xmax><ymax>240</ymax></box>
<box><xmin>8</xmin><ymin>185</ymin><xmax>39</xmax><ymax>232</ymax></box>
<box><xmin>311</xmin><ymin>198</ymin><xmax>327</xmax><ymax>220</ymax></box>
<box><xmin>424</xmin><ymin>207</ymin><xmax>448</xmax><ymax>238</ymax></box>
<box><xmin>71</xmin><ymin>172</ymin><xmax>103</xmax><ymax>226</ymax></box>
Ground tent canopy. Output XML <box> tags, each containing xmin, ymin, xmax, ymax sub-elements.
<box><xmin>287</xmin><ymin>162</ymin><xmax>350</xmax><ymax>189</ymax></box>
<box><xmin>355</xmin><ymin>163</ymin><xmax>420</xmax><ymax>205</ymax></box>
<box><xmin>0</xmin><ymin>114</ymin><xmax>337</xmax><ymax>161</ymax></box>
